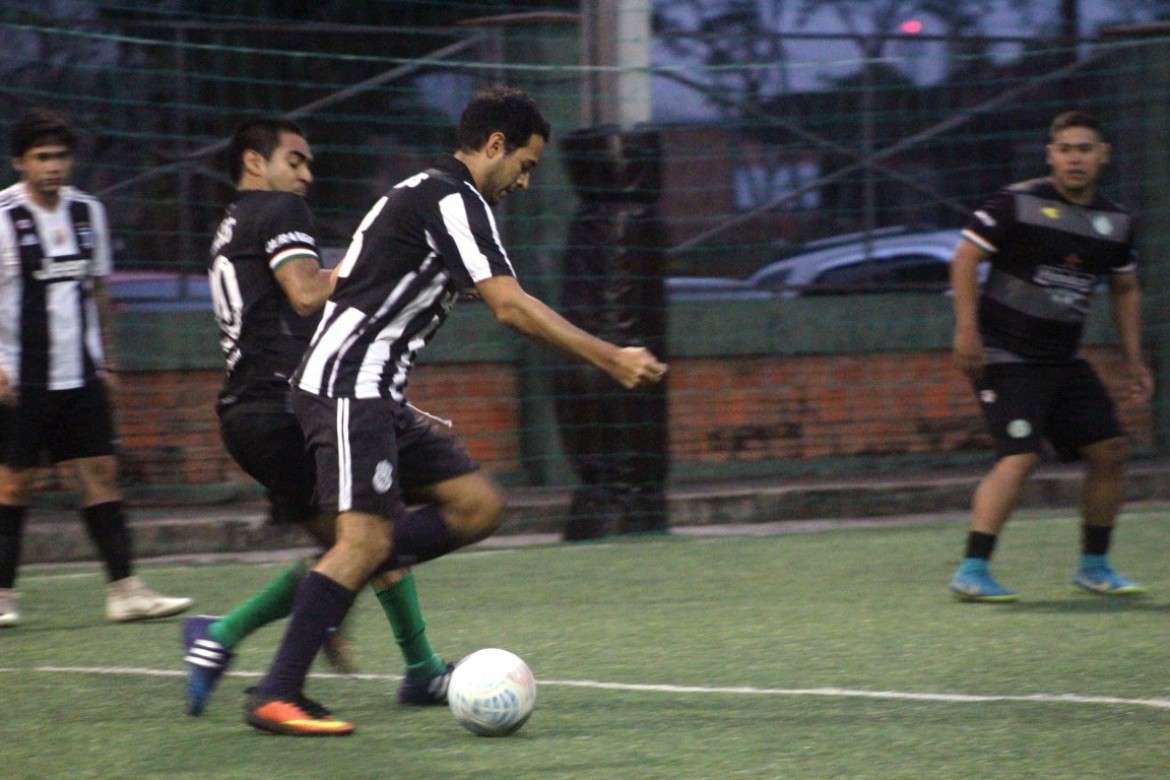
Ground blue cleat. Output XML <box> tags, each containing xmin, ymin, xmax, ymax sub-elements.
<box><xmin>182</xmin><ymin>615</ymin><xmax>234</xmax><ymax>716</ymax></box>
<box><xmin>948</xmin><ymin>560</ymin><xmax>1018</xmax><ymax>603</ymax></box>
<box><xmin>1073</xmin><ymin>557</ymin><xmax>1146</xmax><ymax>596</ymax></box>
<box><xmin>397</xmin><ymin>662</ymin><xmax>454</xmax><ymax>706</ymax></box>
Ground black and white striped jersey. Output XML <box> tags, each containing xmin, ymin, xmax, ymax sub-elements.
<box><xmin>0</xmin><ymin>182</ymin><xmax>111</xmax><ymax>390</ymax></box>
<box><xmin>208</xmin><ymin>190</ymin><xmax>321</xmax><ymax>408</ymax></box>
<box><xmin>961</xmin><ymin>177</ymin><xmax>1135</xmax><ymax>363</ymax></box>
<box><xmin>294</xmin><ymin>156</ymin><xmax>515</xmax><ymax>401</ymax></box>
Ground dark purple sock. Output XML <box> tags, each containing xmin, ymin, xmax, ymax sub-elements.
<box><xmin>375</xmin><ymin>505</ymin><xmax>459</xmax><ymax>572</ymax></box>
<box><xmin>256</xmin><ymin>571</ymin><xmax>356</xmax><ymax>698</ymax></box>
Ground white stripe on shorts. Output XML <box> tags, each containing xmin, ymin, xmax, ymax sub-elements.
<box><xmin>337</xmin><ymin>398</ymin><xmax>352</xmax><ymax>512</ymax></box>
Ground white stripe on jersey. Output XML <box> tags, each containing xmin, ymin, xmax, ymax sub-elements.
<box><xmin>337</xmin><ymin>398</ymin><xmax>352</xmax><ymax>512</ymax></box>
<box><xmin>298</xmin><ymin>302</ymin><xmax>363</xmax><ymax>394</ymax></box>
<box><xmin>437</xmin><ymin>191</ymin><xmax>514</xmax><ymax>282</ymax></box>
<box><xmin>353</xmin><ymin>260</ymin><xmax>449</xmax><ymax>400</ymax></box>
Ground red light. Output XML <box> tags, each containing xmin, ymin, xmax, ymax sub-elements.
<box><xmin>899</xmin><ymin>19</ymin><xmax>923</xmax><ymax>34</ymax></box>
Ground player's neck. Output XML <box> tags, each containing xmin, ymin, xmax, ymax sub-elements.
<box><xmin>23</xmin><ymin>182</ymin><xmax>62</xmax><ymax>211</ymax></box>
<box><xmin>1052</xmin><ymin>180</ymin><xmax>1095</xmax><ymax>207</ymax></box>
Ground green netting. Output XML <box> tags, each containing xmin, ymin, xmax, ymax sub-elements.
<box><xmin>1</xmin><ymin>5</ymin><xmax>1168</xmax><ymax>493</ymax></box>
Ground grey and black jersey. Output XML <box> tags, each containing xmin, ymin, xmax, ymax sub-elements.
<box><xmin>961</xmin><ymin>177</ymin><xmax>1135</xmax><ymax>363</ymax></box>
<box><xmin>0</xmin><ymin>182</ymin><xmax>111</xmax><ymax>390</ymax></box>
<box><xmin>294</xmin><ymin>156</ymin><xmax>515</xmax><ymax>401</ymax></box>
<box><xmin>209</xmin><ymin>190</ymin><xmax>321</xmax><ymax>408</ymax></box>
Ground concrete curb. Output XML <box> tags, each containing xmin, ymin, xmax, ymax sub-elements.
<box><xmin>20</xmin><ymin>461</ymin><xmax>1170</xmax><ymax>564</ymax></box>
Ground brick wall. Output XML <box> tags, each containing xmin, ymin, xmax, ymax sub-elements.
<box><xmin>35</xmin><ymin>347</ymin><xmax>1153</xmax><ymax>492</ymax></box>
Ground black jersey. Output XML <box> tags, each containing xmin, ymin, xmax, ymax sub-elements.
<box><xmin>961</xmin><ymin>177</ymin><xmax>1135</xmax><ymax>363</ymax></box>
<box><xmin>209</xmin><ymin>190</ymin><xmax>321</xmax><ymax>407</ymax></box>
<box><xmin>0</xmin><ymin>182</ymin><xmax>111</xmax><ymax>390</ymax></box>
<box><xmin>293</xmin><ymin>156</ymin><xmax>515</xmax><ymax>401</ymax></box>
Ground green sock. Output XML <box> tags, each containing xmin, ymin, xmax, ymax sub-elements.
<box><xmin>373</xmin><ymin>573</ymin><xmax>446</xmax><ymax>679</ymax></box>
<box><xmin>209</xmin><ymin>559</ymin><xmax>308</xmax><ymax>650</ymax></box>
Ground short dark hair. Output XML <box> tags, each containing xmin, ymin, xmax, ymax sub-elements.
<box><xmin>1050</xmin><ymin>110</ymin><xmax>1103</xmax><ymax>140</ymax></box>
<box><xmin>456</xmin><ymin>86</ymin><xmax>551</xmax><ymax>154</ymax></box>
<box><xmin>11</xmin><ymin>107</ymin><xmax>77</xmax><ymax>158</ymax></box>
<box><xmin>226</xmin><ymin>117</ymin><xmax>306</xmax><ymax>183</ymax></box>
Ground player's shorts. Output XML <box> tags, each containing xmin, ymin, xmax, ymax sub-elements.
<box><xmin>291</xmin><ymin>388</ymin><xmax>480</xmax><ymax>519</ymax></box>
<box><xmin>218</xmin><ymin>399</ymin><xmax>317</xmax><ymax>525</ymax></box>
<box><xmin>0</xmin><ymin>383</ymin><xmax>116</xmax><ymax>467</ymax></box>
<box><xmin>973</xmin><ymin>359</ymin><xmax>1122</xmax><ymax>462</ymax></box>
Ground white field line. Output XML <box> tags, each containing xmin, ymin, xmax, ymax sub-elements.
<box><xmin>3</xmin><ymin>665</ymin><xmax>1170</xmax><ymax>711</ymax></box>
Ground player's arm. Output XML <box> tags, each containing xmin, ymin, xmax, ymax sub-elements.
<box><xmin>273</xmin><ymin>256</ymin><xmax>334</xmax><ymax>316</ymax></box>
<box><xmin>475</xmin><ymin>275</ymin><xmax>666</xmax><ymax>389</ymax></box>
<box><xmin>0</xmin><ymin>223</ymin><xmax>18</xmax><ymax>404</ymax></box>
<box><xmin>950</xmin><ymin>237</ymin><xmax>989</xmax><ymax>381</ymax></box>
<box><xmin>1108</xmin><ymin>270</ymin><xmax>1154</xmax><ymax>402</ymax></box>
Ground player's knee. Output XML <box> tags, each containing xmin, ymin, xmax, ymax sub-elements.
<box><xmin>463</xmin><ymin>481</ymin><xmax>506</xmax><ymax>542</ymax></box>
<box><xmin>0</xmin><ymin>468</ymin><xmax>34</xmax><ymax>505</ymax></box>
<box><xmin>1084</xmin><ymin>437</ymin><xmax>1128</xmax><ymax>470</ymax></box>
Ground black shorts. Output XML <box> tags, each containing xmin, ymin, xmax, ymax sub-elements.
<box><xmin>0</xmin><ymin>383</ymin><xmax>116</xmax><ymax>467</ymax></box>
<box><xmin>219</xmin><ymin>400</ymin><xmax>317</xmax><ymax>525</ymax></box>
<box><xmin>974</xmin><ymin>360</ymin><xmax>1122</xmax><ymax>462</ymax></box>
<box><xmin>291</xmin><ymin>389</ymin><xmax>479</xmax><ymax>519</ymax></box>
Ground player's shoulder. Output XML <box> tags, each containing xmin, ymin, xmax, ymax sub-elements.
<box><xmin>1003</xmin><ymin>177</ymin><xmax>1052</xmax><ymax>197</ymax></box>
<box><xmin>0</xmin><ymin>183</ymin><xmax>23</xmax><ymax>213</ymax></box>
<box><xmin>239</xmin><ymin>189</ymin><xmax>310</xmax><ymax>216</ymax></box>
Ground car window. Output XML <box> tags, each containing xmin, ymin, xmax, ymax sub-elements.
<box><xmin>804</xmin><ymin>254</ymin><xmax>949</xmax><ymax>295</ymax></box>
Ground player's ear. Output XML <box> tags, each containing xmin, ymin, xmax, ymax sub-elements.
<box><xmin>484</xmin><ymin>131</ymin><xmax>506</xmax><ymax>160</ymax></box>
<box><xmin>241</xmin><ymin>148</ymin><xmax>267</xmax><ymax>178</ymax></box>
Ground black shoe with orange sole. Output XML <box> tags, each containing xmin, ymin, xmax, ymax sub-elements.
<box><xmin>244</xmin><ymin>688</ymin><xmax>354</xmax><ymax>736</ymax></box>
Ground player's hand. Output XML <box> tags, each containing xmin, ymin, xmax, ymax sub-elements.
<box><xmin>952</xmin><ymin>327</ymin><xmax>984</xmax><ymax>381</ymax></box>
<box><xmin>0</xmin><ymin>368</ymin><xmax>17</xmax><ymax>406</ymax></box>
<box><xmin>99</xmin><ymin>368</ymin><xmax>120</xmax><ymax>396</ymax></box>
<box><xmin>1123</xmin><ymin>358</ymin><xmax>1154</xmax><ymax>404</ymax></box>
<box><xmin>608</xmin><ymin>347</ymin><xmax>668</xmax><ymax>389</ymax></box>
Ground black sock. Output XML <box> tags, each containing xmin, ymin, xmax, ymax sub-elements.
<box><xmin>0</xmin><ymin>505</ymin><xmax>29</xmax><ymax>589</ymax></box>
<box><xmin>82</xmin><ymin>502</ymin><xmax>133</xmax><ymax>582</ymax></box>
<box><xmin>1082</xmin><ymin>525</ymin><xmax>1113</xmax><ymax>556</ymax></box>
<box><xmin>256</xmin><ymin>571</ymin><xmax>356</xmax><ymax>699</ymax></box>
<box><xmin>964</xmin><ymin>531</ymin><xmax>998</xmax><ymax>561</ymax></box>
<box><xmin>374</xmin><ymin>506</ymin><xmax>458</xmax><ymax>573</ymax></box>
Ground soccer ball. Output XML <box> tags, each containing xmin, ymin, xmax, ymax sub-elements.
<box><xmin>448</xmin><ymin>648</ymin><xmax>537</xmax><ymax>737</ymax></box>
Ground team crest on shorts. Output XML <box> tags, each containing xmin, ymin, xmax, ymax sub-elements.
<box><xmin>373</xmin><ymin>460</ymin><xmax>395</xmax><ymax>493</ymax></box>
<box><xmin>1006</xmin><ymin>419</ymin><xmax>1031</xmax><ymax>439</ymax></box>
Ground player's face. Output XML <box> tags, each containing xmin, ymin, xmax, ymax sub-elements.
<box><xmin>1046</xmin><ymin>126</ymin><xmax>1109</xmax><ymax>201</ymax></box>
<box><xmin>482</xmin><ymin>133</ymin><xmax>545</xmax><ymax>206</ymax></box>
<box><xmin>13</xmin><ymin>142</ymin><xmax>73</xmax><ymax>208</ymax></box>
<box><xmin>262</xmin><ymin>131</ymin><xmax>314</xmax><ymax>197</ymax></box>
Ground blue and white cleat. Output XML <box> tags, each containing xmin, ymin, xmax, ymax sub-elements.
<box><xmin>1073</xmin><ymin>559</ymin><xmax>1146</xmax><ymax>596</ymax></box>
<box><xmin>182</xmin><ymin>615</ymin><xmax>235</xmax><ymax>715</ymax></box>
<box><xmin>948</xmin><ymin>562</ymin><xmax>1018</xmax><ymax>603</ymax></box>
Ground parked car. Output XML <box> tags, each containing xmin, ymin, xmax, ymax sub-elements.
<box><xmin>667</xmin><ymin>227</ymin><xmax>966</xmax><ymax>302</ymax></box>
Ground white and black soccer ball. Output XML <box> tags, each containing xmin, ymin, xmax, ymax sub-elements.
<box><xmin>448</xmin><ymin>648</ymin><xmax>537</xmax><ymax>737</ymax></box>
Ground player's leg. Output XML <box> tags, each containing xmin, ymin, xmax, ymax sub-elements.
<box><xmin>368</xmin><ymin>566</ymin><xmax>453</xmax><ymax>704</ymax></box>
<box><xmin>0</xmin><ymin>464</ymin><xmax>33</xmax><ymax>628</ymax></box>
<box><xmin>0</xmin><ymin>391</ymin><xmax>47</xmax><ymax>627</ymax></box>
<box><xmin>356</xmin><ymin>409</ymin><xmax>502</xmax><ymax>703</ymax></box>
<box><xmin>186</xmin><ymin>404</ymin><xmax>353</xmax><ymax>714</ymax></box>
<box><xmin>950</xmin><ymin>365</ymin><xmax>1045</xmax><ymax>603</ymax></box>
<box><xmin>71</xmin><ymin>454</ymin><xmax>195</xmax><ymax>621</ymax></box>
<box><xmin>245</xmin><ymin>393</ymin><xmax>397</xmax><ymax>735</ymax></box>
<box><xmin>55</xmin><ymin>384</ymin><xmax>193</xmax><ymax>622</ymax></box>
<box><xmin>1051</xmin><ymin>361</ymin><xmax>1144</xmax><ymax>595</ymax></box>
<box><xmin>246</xmin><ymin>509</ymin><xmax>385</xmax><ymax>736</ymax></box>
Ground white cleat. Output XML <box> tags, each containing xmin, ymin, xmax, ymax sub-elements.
<box><xmin>107</xmin><ymin>576</ymin><xmax>194</xmax><ymax>623</ymax></box>
<box><xmin>0</xmin><ymin>588</ymin><xmax>20</xmax><ymax>627</ymax></box>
